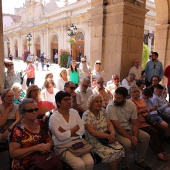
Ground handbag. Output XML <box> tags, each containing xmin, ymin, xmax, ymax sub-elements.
<box><xmin>68</xmin><ymin>140</ymin><xmax>92</xmax><ymax>157</ymax></box>
<box><xmin>132</xmin><ymin>99</ymin><xmax>157</xmax><ymax>125</ymax></box>
<box><xmin>30</xmin><ymin>150</ymin><xmax>62</xmax><ymax>170</ymax></box>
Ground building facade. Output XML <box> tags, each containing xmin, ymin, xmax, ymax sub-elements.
<box><xmin>3</xmin><ymin>0</ymin><xmax>155</xmax><ymax>62</ymax></box>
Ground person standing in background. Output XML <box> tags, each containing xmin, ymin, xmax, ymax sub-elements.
<box><xmin>145</xmin><ymin>52</ymin><xmax>163</xmax><ymax>87</ymax></box>
<box><xmin>54</xmin><ymin>53</ymin><xmax>58</xmax><ymax>64</ymax></box>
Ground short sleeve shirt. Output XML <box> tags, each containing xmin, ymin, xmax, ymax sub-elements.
<box><xmin>106</xmin><ymin>100</ymin><xmax>137</xmax><ymax>130</ymax></box>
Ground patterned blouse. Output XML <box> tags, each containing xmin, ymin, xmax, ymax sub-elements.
<box><xmin>4</xmin><ymin>71</ymin><xmax>20</xmax><ymax>89</ymax></box>
<box><xmin>9</xmin><ymin>120</ymin><xmax>49</xmax><ymax>170</ymax></box>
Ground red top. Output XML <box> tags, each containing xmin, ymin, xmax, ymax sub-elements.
<box><xmin>25</xmin><ymin>64</ymin><xmax>35</xmax><ymax>78</ymax></box>
<box><xmin>164</xmin><ymin>65</ymin><xmax>170</xmax><ymax>87</ymax></box>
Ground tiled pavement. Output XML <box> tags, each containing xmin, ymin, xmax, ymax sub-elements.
<box><xmin>1</xmin><ymin>142</ymin><xmax>170</xmax><ymax>170</ymax></box>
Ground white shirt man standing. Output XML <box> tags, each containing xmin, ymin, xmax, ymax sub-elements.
<box><xmin>129</xmin><ymin>59</ymin><xmax>142</xmax><ymax>80</ymax></box>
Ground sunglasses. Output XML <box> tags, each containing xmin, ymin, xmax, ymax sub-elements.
<box><xmin>153</xmin><ymin>65</ymin><xmax>156</xmax><ymax>69</ymax></box>
<box><xmin>6</xmin><ymin>64</ymin><xmax>13</xmax><ymax>67</ymax></box>
<box><xmin>24</xmin><ymin>108</ymin><xmax>39</xmax><ymax>113</ymax></box>
<box><xmin>96</xmin><ymin>63</ymin><xmax>101</xmax><ymax>65</ymax></box>
<box><xmin>114</xmin><ymin>78</ymin><xmax>119</xmax><ymax>80</ymax></box>
<box><xmin>69</xmin><ymin>87</ymin><xmax>76</xmax><ymax>90</ymax></box>
<box><xmin>97</xmin><ymin>81</ymin><xmax>104</xmax><ymax>84</ymax></box>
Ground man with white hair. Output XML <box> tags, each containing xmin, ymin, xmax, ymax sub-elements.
<box><xmin>75</xmin><ymin>78</ymin><xmax>92</xmax><ymax>117</ymax></box>
<box><xmin>122</xmin><ymin>73</ymin><xmax>136</xmax><ymax>92</ymax></box>
<box><xmin>107</xmin><ymin>74</ymin><xmax>122</xmax><ymax>96</ymax></box>
<box><xmin>129</xmin><ymin>59</ymin><xmax>142</xmax><ymax>80</ymax></box>
<box><xmin>4</xmin><ymin>59</ymin><xmax>20</xmax><ymax>89</ymax></box>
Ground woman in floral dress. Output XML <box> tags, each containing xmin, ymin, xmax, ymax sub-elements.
<box><xmin>82</xmin><ymin>94</ymin><xmax>124</xmax><ymax>170</ymax></box>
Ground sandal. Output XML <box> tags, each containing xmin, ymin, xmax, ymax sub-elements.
<box><xmin>157</xmin><ymin>155</ymin><xmax>169</xmax><ymax>161</ymax></box>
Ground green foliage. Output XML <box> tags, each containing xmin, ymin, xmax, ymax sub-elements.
<box><xmin>59</xmin><ymin>49</ymin><xmax>70</xmax><ymax>67</ymax></box>
<box><xmin>142</xmin><ymin>43</ymin><xmax>150</xmax><ymax>69</ymax></box>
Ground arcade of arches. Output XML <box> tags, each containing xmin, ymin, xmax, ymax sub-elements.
<box><xmin>1</xmin><ymin>0</ymin><xmax>170</xmax><ymax>89</ymax></box>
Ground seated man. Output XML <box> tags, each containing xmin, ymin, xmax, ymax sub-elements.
<box><xmin>136</xmin><ymin>79</ymin><xmax>145</xmax><ymax>96</ymax></box>
<box><xmin>75</xmin><ymin>78</ymin><xmax>92</xmax><ymax>117</ymax></box>
<box><xmin>92</xmin><ymin>77</ymin><xmax>113</xmax><ymax>108</ymax></box>
<box><xmin>106</xmin><ymin>87</ymin><xmax>151</xmax><ymax>170</ymax></box>
<box><xmin>64</xmin><ymin>81</ymin><xmax>78</xmax><ymax>110</ymax></box>
<box><xmin>129</xmin><ymin>59</ymin><xmax>142</xmax><ymax>80</ymax></box>
<box><xmin>4</xmin><ymin>59</ymin><xmax>20</xmax><ymax>89</ymax></box>
<box><xmin>151</xmin><ymin>84</ymin><xmax>170</xmax><ymax>123</ymax></box>
<box><xmin>122</xmin><ymin>73</ymin><xmax>136</xmax><ymax>93</ymax></box>
<box><xmin>107</xmin><ymin>74</ymin><xmax>122</xmax><ymax>96</ymax></box>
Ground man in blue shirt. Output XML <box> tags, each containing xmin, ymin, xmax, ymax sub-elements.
<box><xmin>145</xmin><ymin>52</ymin><xmax>163</xmax><ymax>86</ymax></box>
<box><xmin>40</xmin><ymin>53</ymin><xmax>45</xmax><ymax>70</ymax></box>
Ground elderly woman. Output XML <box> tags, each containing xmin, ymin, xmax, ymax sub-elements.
<box><xmin>91</xmin><ymin>60</ymin><xmax>104</xmax><ymax>87</ymax></box>
<box><xmin>82</xmin><ymin>94</ymin><xmax>124</xmax><ymax>170</ymax></box>
<box><xmin>41</xmin><ymin>79</ymin><xmax>58</xmax><ymax>107</ymax></box>
<box><xmin>56</xmin><ymin>68</ymin><xmax>68</xmax><ymax>91</ymax></box>
<box><xmin>11</xmin><ymin>83</ymin><xmax>25</xmax><ymax>104</ymax></box>
<box><xmin>0</xmin><ymin>89</ymin><xmax>20</xmax><ymax>142</ymax></box>
<box><xmin>9</xmin><ymin>98</ymin><xmax>56</xmax><ymax>170</ymax></box>
<box><xmin>49</xmin><ymin>91</ymin><xmax>94</xmax><ymax>170</ymax></box>
<box><xmin>130</xmin><ymin>86</ymin><xmax>169</xmax><ymax>161</ymax></box>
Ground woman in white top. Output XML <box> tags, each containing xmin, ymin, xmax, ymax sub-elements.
<box><xmin>56</xmin><ymin>68</ymin><xmax>68</xmax><ymax>91</ymax></box>
<box><xmin>91</xmin><ymin>60</ymin><xmax>104</xmax><ymax>87</ymax></box>
<box><xmin>49</xmin><ymin>91</ymin><xmax>94</xmax><ymax>170</ymax></box>
<box><xmin>41</xmin><ymin>79</ymin><xmax>58</xmax><ymax>107</ymax></box>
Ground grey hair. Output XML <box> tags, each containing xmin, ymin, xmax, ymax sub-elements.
<box><xmin>87</xmin><ymin>94</ymin><xmax>103</xmax><ymax>111</ymax></box>
<box><xmin>80</xmin><ymin>77</ymin><xmax>90</xmax><ymax>84</ymax></box>
<box><xmin>128</xmin><ymin>73</ymin><xmax>136</xmax><ymax>78</ymax></box>
<box><xmin>129</xmin><ymin>86</ymin><xmax>138</xmax><ymax>93</ymax></box>
<box><xmin>19</xmin><ymin>98</ymin><xmax>36</xmax><ymax>115</ymax></box>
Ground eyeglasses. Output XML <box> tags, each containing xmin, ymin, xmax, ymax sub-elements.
<box><xmin>82</xmin><ymin>84</ymin><xmax>89</xmax><ymax>88</ymax></box>
<box><xmin>62</xmin><ymin>98</ymin><xmax>71</xmax><ymax>102</ymax></box>
<box><xmin>24</xmin><ymin>108</ymin><xmax>39</xmax><ymax>113</ymax></box>
<box><xmin>96</xmin><ymin>63</ymin><xmax>101</xmax><ymax>65</ymax></box>
<box><xmin>6</xmin><ymin>64</ymin><xmax>13</xmax><ymax>67</ymax></box>
<box><xmin>68</xmin><ymin>87</ymin><xmax>76</xmax><ymax>90</ymax></box>
<box><xmin>132</xmin><ymin>90</ymin><xmax>139</xmax><ymax>93</ymax></box>
<box><xmin>97</xmin><ymin>81</ymin><xmax>104</xmax><ymax>84</ymax></box>
<box><xmin>82</xmin><ymin>61</ymin><xmax>86</xmax><ymax>63</ymax></box>
<box><xmin>114</xmin><ymin>78</ymin><xmax>119</xmax><ymax>80</ymax></box>
<box><xmin>153</xmin><ymin>65</ymin><xmax>156</xmax><ymax>69</ymax></box>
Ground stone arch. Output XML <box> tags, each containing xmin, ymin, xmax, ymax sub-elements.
<box><xmin>14</xmin><ymin>39</ymin><xmax>18</xmax><ymax>58</ymax></box>
<box><xmin>34</xmin><ymin>36</ymin><xmax>41</xmax><ymax>57</ymax></box>
<box><xmin>50</xmin><ymin>34</ymin><xmax>58</xmax><ymax>63</ymax></box>
<box><xmin>73</xmin><ymin>31</ymin><xmax>85</xmax><ymax>61</ymax></box>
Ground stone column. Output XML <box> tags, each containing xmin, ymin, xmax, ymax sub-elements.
<box><xmin>154</xmin><ymin>24</ymin><xmax>170</xmax><ymax>84</ymax></box>
<box><xmin>90</xmin><ymin>0</ymin><xmax>148</xmax><ymax>81</ymax></box>
<box><xmin>0</xmin><ymin>0</ymin><xmax>4</xmax><ymax>90</ymax></box>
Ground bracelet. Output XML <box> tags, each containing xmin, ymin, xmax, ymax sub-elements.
<box><xmin>8</xmin><ymin>128</ymin><xmax>12</xmax><ymax>132</ymax></box>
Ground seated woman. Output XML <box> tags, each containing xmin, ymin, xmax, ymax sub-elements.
<box><xmin>56</xmin><ymin>68</ymin><xmax>68</xmax><ymax>91</ymax></box>
<box><xmin>42</xmin><ymin>73</ymin><xmax>56</xmax><ymax>90</ymax></box>
<box><xmin>0</xmin><ymin>89</ymin><xmax>20</xmax><ymax>142</ymax></box>
<box><xmin>49</xmin><ymin>91</ymin><xmax>94</xmax><ymax>170</ymax></box>
<box><xmin>82</xmin><ymin>94</ymin><xmax>124</xmax><ymax>170</ymax></box>
<box><xmin>11</xmin><ymin>83</ymin><xmax>25</xmax><ymax>104</ymax></box>
<box><xmin>130</xmin><ymin>86</ymin><xmax>169</xmax><ymax>161</ymax></box>
<box><xmin>9</xmin><ymin>98</ymin><xmax>55</xmax><ymax>170</ymax></box>
<box><xmin>41</xmin><ymin>79</ymin><xmax>58</xmax><ymax>108</ymax></box>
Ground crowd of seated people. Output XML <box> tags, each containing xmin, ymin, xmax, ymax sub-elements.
<box><xmin>1</xmin><ymin>55</ymin><xmax>170</xmax><ymax>170</ymax></box>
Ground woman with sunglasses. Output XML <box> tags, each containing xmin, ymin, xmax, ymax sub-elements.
<box><xmin>4</xmin><ymin>59</ymin><xmax>20</xmax><ymax>89</ymax></box>
<box><xmin>9</xmin><ymin>98</ymin><xmax>55</xmax><ymax>170</ymax></box>
<box><xmin>49</xmin><ymin>91</ymin><xmax>94</xmax><ymax>170</ymax></box>
<box><xmin>91</xmin><ymin>60</ymin><xmax>104</xmax><ymax>88</ymax></box>
<box><xmin>0</xmin><ymin>89</ymin><xmax>20</xmax><ymax>142</ymax></box>
<box><xmin>68</xmin><ymin>60</ymin><xmax>80</xmax><ymax>88</ymax></box>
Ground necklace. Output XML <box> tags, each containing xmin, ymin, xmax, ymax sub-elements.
<box><xmin>94</xmin><ymin>112</ymin><xmax>100</xmax><ymax>120</ymax></box>
<box><xmin>22</xmin><ymin>120</ymin><xmax>38</xmax><ymax>130</ymax></box>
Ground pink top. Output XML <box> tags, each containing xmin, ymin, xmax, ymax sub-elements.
<box><xmin>130</xmin><ymin>98</ymin><xmax>150</xmax><ymax>128</ymax></box>
<box><xmin>25</xmin><ymin>64</ymin><xmax>35</xmax><ymax>78</ymax></box>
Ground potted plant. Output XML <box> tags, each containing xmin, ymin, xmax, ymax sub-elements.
<box><xmin>59</xmin><ymin>49</ymin><xmax>70</xmax><ymax>68</ymax></box>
